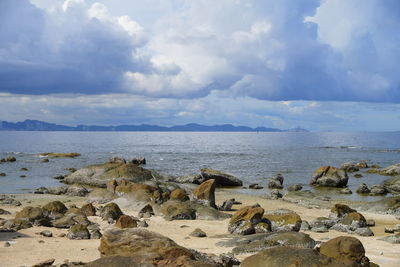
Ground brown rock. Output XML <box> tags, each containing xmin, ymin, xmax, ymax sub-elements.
<box><xmin>330</xmin><ymin>204</ymin><xmax>357</xmax><ymax>219</ymax></box>
<box><xmin>42</xmin><ymin>201</ymin><xmax>67</xmax><ymax>215</ymax></box>
<box><xmin>115</xmin><ymin>215</ymin><xmax>138</xmax><ymax>229</ymax></box>
<box><xmin>15</xmin><ymin>206</ymin><xmax>44</xmax><ymax>221</ymax></box>
<box><xmin>191</xmin><ymin>179</ymin><xmax>216</xmax><ymax>208</ymax></box>
<box><xmin>31</xmin><ymin>258</ymin><xmax>55</xmax><ymax>267</ymax></box>
<box><xmin>310</xmin><ymin>166</ymin><xmax>348</xmax><ymax>187</ymax></box>
<box><xmin>170</xmin><ymin>188</ymin><xmax>188</xmax><ymax>201</ymax></box>
<box><xmin>228</xmin><ymin>205</ymin><xmax>264</xmax><ymax>235</ymax></box>
<box><xmin>81</xmin><ymin>203</ymin><xmax>96</xmax><ymax>216</ymax></box>
<box><xmin>263</xmin><ymin>209</ymin><xmax>302</xmax><ymax>232</ymax></box>
<box><xmin>319</xmin><ymin>236</ymin><xmax>366</xmax><ymax>265</ymax></box>
<box><xmin>100</xmin><ymin>202</ymin><xmax>123</xmax><ymax>221</ymax></box>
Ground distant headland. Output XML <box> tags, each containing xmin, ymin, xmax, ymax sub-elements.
<box><xmin>0</xmin><ymin>119</ymin><xmax>308</xmax><ymax>132</ymax></box>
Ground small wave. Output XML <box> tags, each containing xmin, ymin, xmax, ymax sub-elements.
<box><xmin>340</xmin><ymin>146</ymin><xmax>361</xmax><ymax>149</ymax></box>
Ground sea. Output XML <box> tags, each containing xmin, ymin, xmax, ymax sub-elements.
<box><xmin>0</xmin><ymin>131</ymin><xmax>399</xmax><ymax>202</ymax></box>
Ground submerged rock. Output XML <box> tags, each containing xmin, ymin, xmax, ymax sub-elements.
<box><xmin>356</xmin><ymin>183</ymin><xmax>370</xmax><ymax>194</ymax></box>
<box><xmin>287</xmin><ymin>184</ymin><xmax>303</xmax><ymax>191</ymax></box>
<box><xmin>310</xmin><ymin>166</ymin><xmax>348</xmax><ymax>188</ymax></box>
<box><xmin>38</xmin><ymin>152</ymin><xmax>80</xmax><ymax>158</ymax></box>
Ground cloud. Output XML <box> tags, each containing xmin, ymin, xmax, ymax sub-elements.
<box><xmin>0</xmin><ymin>0</ymin><xmax>148</xmax><ymax>94</ymax></box>
<box><xmin>1</xmin><ymin>0</ymin><xmax>400</xmax><ymax>104</ymax></box>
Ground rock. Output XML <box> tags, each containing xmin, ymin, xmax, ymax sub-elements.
<box><xmin>31</xmin><ymin>258</ymin><xmax>55</xmax><ymax>267</ymax></box>
<box><xmin>4</xmin><ymin>241</ymin><xmax>10</xmax><ymax>247</ymax></box>
<box><xmin>269</xmin><ymin>189</ymin><xmax>282</xmax><ymax>199</ymax></box>
<box><xmin>170</xmin><ymin>188</ymin><xmax>188</xmax><ymax>201</ymax></box>
<box><xmin>263</xmin><ymin>209</ymin><xmax>302</xmax><ymax>232</ymax></box>
<box><xmin>0</xmin><ymin>195</ymin><xmax>21</xmax><ymax>206</ymax></box>
<box><xmin>222</xmin><ymin>232</ymin><xmax>316</xmax><ymax>255</ymax></box>
<box><xmin>366</xmin><ymin>219</ymin><xmax>375</xmax><ymax>227</ymax></box>
<box><xmin>249</xmin><ymin>183</ymin><xmax>263</xmax><ymax>189</ymax></box>
<box><xmin>38</xmin><ymin>152</ymin><xmax>80</xmax><ymax>158</ymax></box>
<box><xmin>369</xmin><ymin>163</ymin><xmax>400</xmax><ymax>176</ymax></box>
<box><xmin>46</xmin><ymin>186</ymin><xmax>67</xmax><ymax>195</ymax></box>
<box><xmin>287</xmin><ymin>184</ymin><xmax>302</xmax><ymax>191</ymax></box>
<box><xmin>354</xmin><ymin>227</ymin><xmax>374</xmax><ymax>236</ymax></box>
<box><xmin>40</xmin><ymin>230</ymin><xmax>53</xmax><ymax>237</ymax></box>
<box><xmin>90</xmin><ymin>230</ymin><xmax>102</xmax><ymax>239</ymax></box>
<box><xmin>138</xmin><ymin>204</ymin><xmax>154</xmax><ymax>218</ymax></box>
<box><xmin>100</xmin><ymin>203</ymin><xmax>123</xmax><ymax>221</ymax></box>
<box><xmin>369</xmin><ymin>184</ymin><xmax>387</xmax><ymax>195</ymax></box>
<box><xmin>200</xmin><ymin>168</ymin><xmax>243</xmax><ymax>187</ymax></box>
<box><xmin>254</xmin><ymin>222</ymin><xmax>271</xmax><ymax>233</ymax></box>
<box><xmin>310</xmin><ymin>166</ymin><xmax>348</xmax><ymax>187</ymax></box>
<box><xmin>191</xmin><ymin>179</ymin><xmax>216</xmax><ymax>208</ymax></box>
<box><xmin>52</xmin><ymin>215</ymin><xmax>76</xmax><ymax>228</ymax></box>
<box><xmin>4</xmin><ymin>218</ymin><xmax>32</xmax><ymax>230</ymax></box>
<box><xmin>330</xmin><ymin>204</ymin><xmax>356</xmax><ymax>219</ymax></box>
<box><xmin>67</xmin><ymin>224</ymin><xmax>90</xmax><ymax>240</ymax></box>
<box><xmin>63</xmin><ymin>160</ymin><xmax>162</xmax><ymax>187</ymax></box>
<box><xmin>340</xmin><ymin>212</ymin><xmax>367</xmax><ymax>228</ymax></box>
<box><xmin>1</xmin><ymin>156</ymin><xmax>16</xmax><ymax>162</ymax></box>
<box><xmin>53</xmin><ymin>175</ymin><xmax>64</xmax><ymax>180</ymax></box>
<box><xmin>383</xmin><ymin>176</ymin><xmax>400</xmax><ymax>194</ymax></box>
<box><xmin>340</xmin><ymin>188</ymin><xmax>352</xmax><ymax>194</ymax></box>
<box><xmin>15</xmin><ymin>206</ymin><xmax>44</xmax><ymax>221</ymax></box>
<box><xmin>65</xmin><ymin>167</ymin><xmax>77</xmax><ymax>173</ymax></box>
<box><xmin>319</xmin><ymin>236</ymin><xmax>367</xmax><ymax>265</ymax></box>
<box><xmin>84</xmin><ymin>256</ymin><xmax>144</xmax><ymax>267</ymax></box>
<box><xmin>356</xmin><ymin>183</ymin><xmax>370</xmax><ymax>194</ymax></box>
<box><xmin>80</xmin><ymin>203</ymin><xmax>96</xmax><ymax>216</ymax></box>
<box><xmin>42</xmin><ymin>201</ymin><xmax>68</xmax><ymax>215</ymax></box>
<box><xmin>340</xmin><ymin>162</ymin><xmax>359</xmax><ymax>172</ymax></box>
<box><xmin>131</xmin><ymin>157</ymin><xmax>146</xmax><ymax>165</ymax></box>
<box><xmin>115</xmin><ymin>215</ymin><xmax>138</xmax><ymax>229</ymax></box>
<box><xmin>354</xmin><ymin>173</ymin><xmax>363</xmax><ymax>178</ymax></box>
<box><xmin>309</xmin><ymin>217</ymin><xmax>336</xmax><ymax>232</ymax></box>
<box><xmin>228</xmin><ymin>205</ymin><xmax>264</xmax><ymax>235</ymax></box>
<box><xmin>378</xmin><ymin>233</ymin><xmax>400</xmax><ymax>244</ymax></box>
<box><xmin>41</xmin><ymin>158</ymin><xmax>49</xmax><ymax>163</ymax></box>
<box><xmin>65</xmin><ymin>186</ymin><xmax>89</xmax><ymax>197</ymax></box>
<box><xmin>268</xmin><ymin>174</ymin><xmax>284</xmax><ymax>189</ymax></box>
<box><xmin>0</xmin><ymin>208</ymin><xmax>11</xmax><ymax>215</ymax></box>
<box><xmin>20</xmin><ymin>167</ymin><xmax>28</xmax><ymax>171</ymax></box>
<box><xmin>137</xmin><ymin>220</ymin><xmax>149</xmax><ymax>228</ymax></box>
<box><xmin>190</xmin><ymin>228</ymin><xmax>207</xmax><ymax>237</ymax></box>
<box><xmin>159</xmin><ymin>200</ymin><xmax>196</xmax><ymax>220</ymax></box>
<box><xmin>384</xmin><ymin>227</ymin><xmax>394</xmax><ymax>233</ymax></box>
<box><xmin>0</xmin><ymin>173</ymin><xmax>6</xmax><ymax>176</ymax></box>
<box><xmin>219</xmin><ymin>199</ymin><xmax>235</xmax><ymax>211</ymax></box>
<box><xmin>99</xmin><ymin>228</ymin><xmax>220</xmax><ymax>266</ymax></box>
<box><xmin>20</xmin><ymin>175</ymin><xmax>26</xmax><ymax>178</ymax></box>
<box><xmin>300</xmin><ymin>220</ymin><xmax>311</xmax><ymax>231</ymax></box>
<box><xmin>241</xmin><ymin>247</ymin><xmax>344</xmax><ymax>267</ymax></box>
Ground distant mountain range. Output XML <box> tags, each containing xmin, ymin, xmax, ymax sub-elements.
<box><xmin>0</xmin><ymin>120</ymin><xmax>309</xmax><ymax>132</ymax></box>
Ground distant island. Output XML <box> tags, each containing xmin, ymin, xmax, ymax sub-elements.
<box><xmin>0</xmin><ymin>119</ymin><xmax>308</xmax><ymax>132</ymax></box>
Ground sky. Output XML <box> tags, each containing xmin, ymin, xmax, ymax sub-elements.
<box><xmin>0</xmin><ymin>0</ymin><xmax>400</xmax><ymax>131</ymax></box>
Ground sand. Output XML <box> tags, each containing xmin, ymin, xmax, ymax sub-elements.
<box><xmin>0</xmin><ymin>190</ymin><xmax>399</xmax><ymax>267</ymax></box>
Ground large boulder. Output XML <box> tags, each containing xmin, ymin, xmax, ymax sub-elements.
<box><xmin>67</xmin><ymin>224</ymin><xmax>90</xmax><ymax>240</ymax></box>
<box><xmin>383</xmin><ymin>176</ymin><xmax>400</xmax><ymax>194</ymax></box>
<box><xmin>329</xmin><ymin>204</ymin><xmax>356</xmax><ymax>219</ymax></box>
<box><xmin>228</xmin><ymin>205</ymin><xmax>264</xmax><ymax>235</ymax></box>
<box><xmin>42</xmin><ymin>201</ymin><xmax>67</xmax><ymax>215</ymax></box>
<box><xmin>191</xmin><ymin>179</ymin><xmax>216</xmax><ymax>208</ymax></box>
<box><xmin>99</xmin><ymin>228</ymin><xmax>220</xmax><ymax>266</ymax></box>
<box><xmin>159</xmin><ymin>200</ymin><xmax>229</xmax><ymax>221</ymax></box>
<box><xmin>15</xmin><ymin>206</ymin><xmax>44</xmax><ymax>222</ymax></box>
<box><xmin>241</xmin><ymin>247</ymin><xmax>345</xmax><ymax>267</ymax></box>
<box><xmin>319</xmin><ymin>236</ymin><xmax>368</xmax><ymax>266</ymax></box>
<box><xmin>310</xmin><ymin>166</ymin><xmax>348</xmax><ymax>187</ymax></box>
<box><xmin>200</xmin><ymin>168</ymin><xmax>243</xmax><ymax>187</ymax></box>
<box><xmin>63</xmin><ymin>160</ymin><xmax>164</xmax><ymax>187</ymax></box>
<box><xmin>368</xmin><ymin>163</ymin><xmax>400</xmax><ymax>176</ymax></box>
<box><xmin>263</xmin><ymin>209</ymin><xmax>302</xmax><ymax>232</ymax></box>
<box><xmin>170</xmin><ymin>188</ymin><xmax>188</xmax><ymax>201</ymax></box>
<box><xmin>115</xmin><ymin>215</ymin><xmax>138</xmax><ymax>229</ymax></box>
<box><xmin>268</xmin><ymin>174</ymin><xmax>284</xmax><ymax>189</ymax></box>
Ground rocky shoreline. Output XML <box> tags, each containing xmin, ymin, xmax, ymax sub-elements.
<box><xmin>0</xmin><ymin>156</ymin><xmax>399</xmax><ymax>266</ymax></box>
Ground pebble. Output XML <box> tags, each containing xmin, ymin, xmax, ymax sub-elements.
<box><xmin>40</xmin><ymin>230</ymin><xmax>53</xmax><ymax>237</ymax></box>
<box><xmin>4</xmin><ymin>241</ymin><xmax>10</xmax><ymax>247</ymax></box>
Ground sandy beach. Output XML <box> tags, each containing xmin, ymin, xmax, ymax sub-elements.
<box><xmin>1</xmin><ymin>189</ymin><xmax>399</xmax><ymax>267</ymax></box>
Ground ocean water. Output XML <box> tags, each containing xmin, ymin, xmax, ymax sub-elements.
<box><xmin>0</xmin><ymin>131</ymin><xmax>399</xmax><ymax>201</ymax></box>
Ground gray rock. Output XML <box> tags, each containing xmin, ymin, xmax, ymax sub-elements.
<box><xmin>200</xmin><ymin>168</ymin><xmax>243</xmax><ymax>187</ymax></box>
<box><xmin>300</xmin><ymin>220</ymin><xmax>310</xmax><ymax>231</ymax></box>
<box><xmin>67</xmin><ymin>224</ymin><xmax>90</xmax><ymax>240</ymax></box>
<box><xmin>378</xmin><ymin>233</ymin><xmax>400</xmax><ymax>244</ymax></box>
<box><xmin>366</xmin><ymin>219</ymin><xmax>375</xmax><ymax>227</ymax></box>
<box><xmin>310</xmin><ymin>166</ymin><xmax>348</xmax><ymax>188</ymax></box>
<box><xmin>353</xmin><ymin>227</ymin><xmax>374</xmax><ymax>236</ymax></box>
<box><xmin>340</xmin><ymin>188</ymin><xmax>352</xmax><ymax>194</ymax></box>
<box><xmin>90</xmin><ymin>230</ymin><xmax>102</xmax><ymax>239</ymax></box>
<box><xmin>287</xmin><ymin>184</ymin><xmax>302</xmax><ymax>191</ymax></box>
<box><xmin>369</xmin><ymin>184</ymin><xmax>387</xmax><ymax>195</ymax></box>
<box><xmin>356</xmin><ymin>183</ymin><xmax>370</xmax><ymax>194</ymax></box>
<box><xmin>249</xmin><ymin>183</ymin><xmax>263</xmax><ymax>189</ymax></box>
<box><xmin>269</xmin><ymin>189</ymin><xmax>282</xmax><ymax>199</ymax></box>
<box><xmin>340</xmin><ymin>162</ymin><xmax>360</xmax><ymax>172</ymax></box>
<box><xmin>40</xmin><ymin>230</ymin><xmax>53</xmax><ymax>237</ymax></box>
<box><xmin>268</xmin><ymin>174</ymin><xmax>284</xmax><ymax>189</ymax></box>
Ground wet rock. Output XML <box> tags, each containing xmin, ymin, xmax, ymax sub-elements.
<box><xmin>191</xmin><ymin>179</ymin><xmax>216</xmax><ymax>208</ymax></box>
<box><xmin>67</xmin><ymin>224</ymin><xmax>90</xmax><ymax>240</ymax></box>
<box><xmin>41</xmin><ymin>158</ymin><xmax>49</xmax><ymax>163</ymax></box>
<box><xmin>65</xmin><ymin>167</ymin><xmax>77</xmax><ymax>173</ymax></box>
<box><xmin>369</xmin><ymin>184</ymin><xmax>387</xmax><ymax>195</ymax></box>
<box><xmin>382</xmin><ymin>176</ymin><xmax>400</xmax><ymax>194</ymax></box>
<box><xmin>340</xmin><ymin>162</ymin><xmax>359</xmax><ymax>172</ymax></box>
<box><xmin>1</xmin><ymin>156</ymin><xmax>16</xmax><ymax>162</ymax></box>
<box><xmin>42</xmin><ymin>201</ymin><xmax>68</xmax><ymax>215</ymax></box>
<box><xmin>200</xmin><ymin>168</ymin><xmax>243</xmax><ymax>187</ymax></box>
<box><xmin>99</xmin><ymin>228</ymin><xmax>221</xmax><ymax>266</ymax></box>
<box><xmin>138</xmin><ymin>204</ymin><xmax>154</xmax><ymax>218</ymax></box>
<box><xmin>378</xmin><ymin>233</ymin><xmax>400</xmax><ymax>244</ymax></box>
<box><xmin>241</xmin><ymin>247</ymin><xmax>343</xmax><ymax>267</ymax></box>
<box><xmin>34</xmin><ymin>187</ymin><xmax>49</xmax><ymax>194</ymax></box>
<box><xmin>319</xmin><ymin>236</ymin><xmax>367</xmax><ymax>265</ymax></box>
<box><xmin>354</xmin><ymin>173</ymin><xmax>363</xmax><ymax>178</ymax></box>
<box><xmin>100</xmin><ymin>203</ymin><xmax>123</xmax><ymax>221</ymax></box>
<box><xmin>228</xmin><ymin>205</ymin><xmax>264</xmax><ymax>235</ymax></box>
<box><xmin>269</xmin><ymin>189</ymin><xmax>282</xmax><ymax>199</ymax></box>
<box><xmin>263</xmin><ymin>209</ymin><xmax>302</xmax><ymax>232</ymax></box>
<box><xmin>249</xmin><ymin>183</ymin><xmax>263</xmax><ymax>189</ymax></box>
<box><xmin>31</xmin><ymin>258</ymin><xmax>55</xmax><ymax>267</ymax></box>
<box><xmin>0</xmin><ymin>173</ymin><xmax>6</xmax><ymax>176</ymax></box>
<box><xmin>268</xmin><ymin>174</ymin><xmax>284</xmax><ymax>189</ymax></box>
<box><xmin>20</xmin><ymin>167</ymin><xmax>28</xmax><ymax>171</ymax></box>
<box><xmin>356</xmin><ymin>183</ymin><xmax>370</xmax><ymax>194</ymax></box>
<box><xmin>190</xmin><ymin>228</ymin><xmax>207</xmax><ymax>237</ymax></box>
<box><xmin>131</xmin><ymin>157</ymin><xmax>146</xmax><ymax>165</ymax></box>
<box><xmin>53</xmin><ymin>175</ymin><xmax>64</xmax><ymax>180</ymax></box>
<box><xmin>65</xmin><ymin>186</ymin><xmax>89</xmax><ymax>197</ymax></box>
<box><xmin>20</xmin><ymin>175</ymin><xmax>26</xmax><ymax>178</ymax></box>
<box><xmin>38</xmin><ymin>152</ymin><xmax>80</xmax><ymax>158</ymax></box>
<box><xmin>368</xmin><ymin>163</ymin><xmax>400</xmax><ymax>176</ymax></box>
<box><xmin>287</xmin><ymin>184</ymin><xmax>302</xmax><ymax>191</ymax></box>
<box><xmin>340</xmin><ymin>188</ymin><xmax>352</xmax><ymax>194</ymax></box>
<box><xmin>80</xmin><ymin>203</ymin><xmax>96</xmax><ymax>216</ymax></box>
<box><xmin>170</xmin><ymin>188</ymin><xmax>188</xmax><ymax>201</ymax></box>
<box><xmin>115</xmin><ymin>215</ymin><xmax>138</xmax><ymax>229</ymax></box>
<box><xmin>40</xmin><ymin>230</ymin><xmax>53</xmax><ymax>237</ymax></box>
<box><xmin>310</xmin><ymin>166</ymin><xmax>348</xmax><ymax>187</ymax></box>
